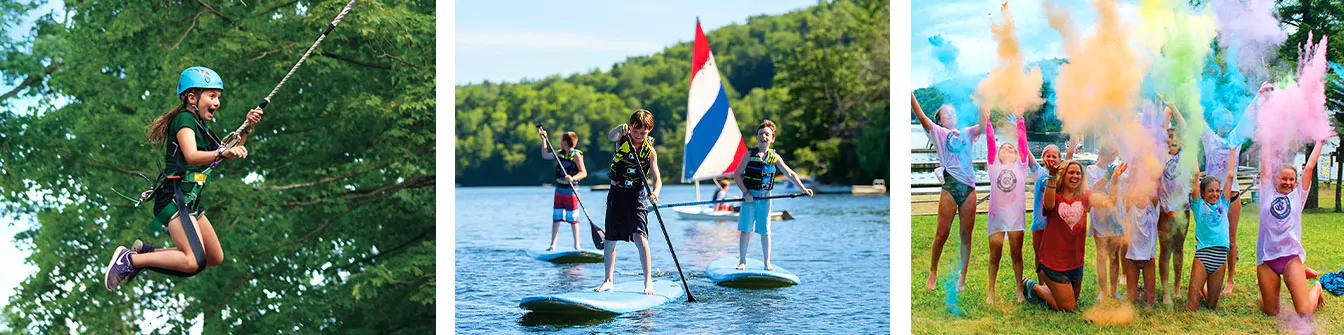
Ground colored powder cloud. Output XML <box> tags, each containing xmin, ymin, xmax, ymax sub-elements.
<box><xmin>928</xmin><ymin>35</ymin><xmax>988</xmax><ymax>130</ymax></box>
<box><xmin>944</xmin><ymin>272</ymin><xmax>963</xmax><ymax>316</ymax></box>
<box><xmin>1046</xmin><ymin>0</ymin><xmax>1147</xmax><ymax>141</ymax></box>
<box><xmin>1255</xmin><ymin>33</ymin><xmax>1333</xmax><ymax>170</ymax></box>
<box><xmin>1210</xmin><ymin>0</ymin><xmax>1287</xmax><ymax>83</ymax></box>
<box><xmin>1084</xmin><ymin>300</ymin><xmax>1135</xmax><ymax>326</ymax></box>
<box><xmin>975</xmin><ymin>2</ymin><xmax>1046</xmax><ymax>116</ymax></box>
<box><xmin>930</xmin><ymin>34</ymin><xmax>962</xmax><ymax>76</ymax></box>
<box><xmin>1137</xmin><ymin>0</ymin><xmax>1215</xmax><ymax>207</ymax></box>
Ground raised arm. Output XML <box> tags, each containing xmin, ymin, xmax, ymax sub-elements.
<box><xmin>1167</xmin><ymin>101</ymin><xmax>1186</xmax><ymax>128</ymax></box>
<box><xmin>1065</xmin><ymin>138</ymin><xmax>1077</xmax><ymax>160</ymax></box>
<box><xmin>912</xmin><ymin>92</ymin><xmax>936</xmax><ymax>132</ymax></box>
<box><xmin>1042</xmin><ymin>162</ymin><xmax>1061</xmax><ymax>210</ymax></box>
<box><xmin>1015</xmin><ymin>114</ymin><xmax>1030</xmax><ymax>163</ymax></box>
<box><xmin>984</xmin><ymin>108</ymin><xmax>997</xmax><ymax>163</ymax></box>
<box><xmin>1090</xmin><ymin>163</ymin><xmax>1128</xmax><ymax>209</ymax></box>
<box><xmin>1301</xmin><ymin>135</ymin><xmax>1331</xmax><ymax>193</ymax></box>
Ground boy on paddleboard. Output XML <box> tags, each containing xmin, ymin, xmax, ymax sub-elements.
<box><xmin>594</xmin><ymin>109</ymin><xmax>662</xmax><ymax>295</ymax></box>
<box><xmin>538</xmin><ymin>130</ymin><xmax>587</xmax><ymax>251</ymax></box>
<box><xmin>733</xmin><ymin>120</ymin><xmax>813</xmax><ymax>271</ymax></box>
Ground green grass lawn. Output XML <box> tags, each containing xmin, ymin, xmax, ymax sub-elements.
<box><xmin>910</xmin><ymin>201</ymin><xmax>1344</xmax><ymax>334</ymax></box>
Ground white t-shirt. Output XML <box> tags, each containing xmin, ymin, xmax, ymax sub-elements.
<box><xmin>927</xmin><ymin>124</ymin><xmax>978</xmax><ymax>187</ymax></box>
<box><xmin>1126</xmin><ymin>203</ymin><xmax>1160</xmax><ymax>261</ymax></box>
<box><xmin>1202</xmin><ymin>128</ymin><xmax>1233</xmax><ymax>181</ymax></box>
<box><xmin>1087</xmin><ymin>164</ymin><xmax>1124</xmax><ymax>237</ymax></box>
<box><xmin>1160</xmin><ymin>148</ymin><xmax>1189</xmax><ymax>210</ymax></box>
<box><xmin>1256</xmin><ymin>179</ymin><xmax>1307</xmax><ymax>265</ymax></box>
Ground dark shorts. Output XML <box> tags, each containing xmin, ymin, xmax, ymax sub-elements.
<box><xmin>604</xmin><ymin>186</ymin><xmax>648</xmax><ymax>242</ymax></box>
<box><xmin>1038</xmin><ymin>263</ymin><xmax>1084</xmax><ymax>285</ymax></box>
<box><xmin>151</xmin><ymin>183</ymin><xmax>204</xmax><ymax>228</ymax></box>
<box><xmin>942</xmin><ymin>170</ymin><xmax>973</xmax><ymax>206</ymax></box>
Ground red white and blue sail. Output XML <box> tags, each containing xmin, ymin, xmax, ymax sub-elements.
<box><xmin>684</xmin><ymin>20</ymin><xmax>747</xmax><ymax>182</ymax></box>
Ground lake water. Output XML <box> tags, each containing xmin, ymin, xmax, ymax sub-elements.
<box><xmin>455</xmin><ymin>185</ymin><xmax>890</xmax><ymax>334</ymax></box>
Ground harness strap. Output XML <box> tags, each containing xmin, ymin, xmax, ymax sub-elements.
<box><xmin>141</xmin><ymin>178</ymin><xmax>208</xmax><ymax>277</ymax></box>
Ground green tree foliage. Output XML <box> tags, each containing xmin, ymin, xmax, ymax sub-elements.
<box><xmin>0</xmin><ymin>0</ymin><xmax>433</xmax><ymax>333</ymax></box>
<box><xmin>455</xmin><ymin>0</ymin><xmax>890</xmax><ymax>186</ymax></box>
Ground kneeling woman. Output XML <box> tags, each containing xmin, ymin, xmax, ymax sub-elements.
<box><xmin>1256</xmin><ymin>137</ymin><xmax>1331</xmax><ymax>316</ymax></box>
<box><xmin>1023</xmin><ymin>159</ymin><xmax>1125</xmax><ymax>311</ymax></box>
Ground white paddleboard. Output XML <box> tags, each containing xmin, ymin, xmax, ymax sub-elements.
<box><xmin>520</xmin><ymin>280</ymin><xmax>684</xmax><ymax>314</ymax></box>
<box><xmin>705</xmin><ymin>257</ymin><xmax>800</xmax><ymax>288</ymax></box>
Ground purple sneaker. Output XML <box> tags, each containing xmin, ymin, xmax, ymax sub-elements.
<box><xmin>125</xmin><ymin>240</ymin><xmax>155</xmax><ymax>282</ymax></box>
<box><xmin>103</xmin><ymin>246</ymin><xmax>137</xmax><ymax>292</ymax></box>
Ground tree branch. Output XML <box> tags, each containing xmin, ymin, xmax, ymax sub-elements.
<box><xmin>169</xmin><ymin>11</ymin><xmax>206</xmax><ymax>50</ymax></box>
<box><xmin>319</xmin><ymin>51</ymin><xmax>393</xmax><ymax>69</ymax></box>
<box><xmin>264</xmin><ymin>147</ymin><xmax>435</xmax><ymax>190</ymax></box>
<box><xmin>196</xmin><ymin>0</ymin><xmax>235</xmax><ymax>24</ymax></box>
<box><xmin>261</xmin><ymin>0</ymin><xmax>300</xmax><ymax>16</ymax></box>
<box><xmin>333</xmin><ymin>227</ymin><xmax>434</xmax><ymax>272</ymax></box>
<box><xmin>280</xmin><ymin>174</ymin><xmax>435</xmax><ymax>206</ymax></box>
<box><xmin>0</xmin><ymin>63</ymin><xmax>60</xmax><ymax>103</ymax></box>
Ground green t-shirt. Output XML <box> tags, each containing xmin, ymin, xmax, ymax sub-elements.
<box><xmin>162</xmin><ymin>111</ymin><xmax>222</xmax><ymax>177</ymax></box>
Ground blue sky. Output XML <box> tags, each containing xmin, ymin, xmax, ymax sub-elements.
<box><xmin>455</xmin><ymin>0</ymin><xmax>818</xmax><ymax>85</ymax></box>
<box><xmin>0</xmin><ymin>0</ymin><xmax>63</xmax><ymax>327</ymax></box>
<box><xmin>911</xmin><ymin>0</ymin><xmax>1140</xmax><ymax>88</ymax></box>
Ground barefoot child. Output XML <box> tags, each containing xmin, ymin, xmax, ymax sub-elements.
<box><xmin>104</xmin><ymin>67</ymin><xmax>263</xmax><ymax>291</ymax></box>
<box><xmin>912</xmin><ymin>93</ymin><xmax>985</xmax><ymax>291</ymax></box>
<box><xmin>1023</xmin><ymin>160</ymin><xmax>1127</xmax><ymax>311</ymax></box>
<box><xmin>1256</xmin><ymin>136</ymin><xmax>1333</xmax><ymax>316</ymax></box>
<box><xmin>733</xmin><ymin>120</ymin><xmax>814</xmax><ymax>271</ymax></box>
<box><xmin>1124</xmin><ymin>177</ymin><xmax>1161</xmax><ymax>305</ymax></box>
<box><xmin>1158</xmin><ymin>101</ymin><xmax>1191</xmax><ymax>305</ymax></box>
<box><xmin>539</xmin><ymin>129</ymin><xmax>588</xmax><ymax>251</ymax></box>
<box><xmin>594</xmin><ymin>109</ymin><xmax>662</xmax><ymax>295</ymax></box>
<box><xmin>1186</xmin><ymin>146</ymin><xmax>1239</xmax><ymax>311</ymax></box>
<box><xmin>982</xmin><ymin>109</ymin><xmax>1032</xmax><ymax>304</ymax></box>
<box><xmin>1088</xmin><ymin>145</ymin><xmax>1126</xmax><ymax>301</ymax></box>
<box><xmin>1203</xmin><ymin>107</ymin><xmax>1252</xmax><ymax>295</ymax></box>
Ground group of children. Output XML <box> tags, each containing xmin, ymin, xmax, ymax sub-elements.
<box><xmin>540</xmin><ymin>109</ymin><xmax>812</xmax><ymax>295</ymax></box>
<box><xmin>912</xmin><ymin>91</ymin><xmax>1339</xmax><ymax>317</ymax></box>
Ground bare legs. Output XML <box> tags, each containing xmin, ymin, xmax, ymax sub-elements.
<box><xmin>592</xmin><ymin>235</ymin><xmax>655</xmax><ymax>294</ymax></box>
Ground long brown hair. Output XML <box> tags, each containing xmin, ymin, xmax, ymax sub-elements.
<box><xmin>149</xmin><ymin>90</ymin><xmax>198</xmax><ymax>143</ymax></box>
<box><xmin>1055</xmin><ymin>160</ymin><xmax>1088</xmax><ymax>198</ymax></box>
<box><xmin>148</xmin><ymin>103</ymin><xmax>187</xmax><ymax>144</ymax></box>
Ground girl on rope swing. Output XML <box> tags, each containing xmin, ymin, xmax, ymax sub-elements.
<box><xmin>104</xmin><ymin>66</ymin><xmax>264</xmax><ymax>291</ymax></box>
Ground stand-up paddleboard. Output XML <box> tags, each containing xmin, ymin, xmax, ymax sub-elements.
<box><xmin>706</xmin><ymin>257</ymin><xmax>800</xmax><ymax>288</ymax></box>
<box><xmin>520</xmin><ymin>280</ymin><xmax>684</xmax><ymax>314</ymax></box>
<box><xmin>529</xmin><ymin>249</ymin><xmax>604</xmax><ymax>263</ymax></box>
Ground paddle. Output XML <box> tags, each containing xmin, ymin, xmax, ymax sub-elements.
<box><xmin>537</xmin><ymin>125</ymin><xmax>606</xmax><ymax>250</ymax></box>
<box><xmin>623</xmin><ymin>133</ymin><xmax>697</xmax><ymax>303</ymax></box>
<box><xmin>654</xmin><ymin>193</ymin><xmax>808</xmax><ymax>208</ymax></box>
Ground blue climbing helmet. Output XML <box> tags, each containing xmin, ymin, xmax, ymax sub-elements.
<box><xmin>176</xmin><ymin>66</ymin><xmax>224</xmax><ymax>95</ymax></box>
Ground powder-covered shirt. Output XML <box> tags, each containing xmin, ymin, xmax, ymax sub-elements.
<box><xmin>1160</xmin><ymin>148</ymin><xmax>1189</xmax><ymax>210</ymax></box>
<box><xmin>1126</xmin><ymin>203</ymin><xmax>1160</xmax><ymax>261</ymax></box>
<box><xmin>927</xmin><ymin>124</ymin><xmax>978</xmax><ymax>187</ymax></box>
<box><xmin>1257</xmin><ymin>179</ymin><xmax>1307</xmax><ymax>265</ymax></box>
<box><xmin>1193</xmin><ymin>193</ymin><xmax>1231</xmax><ymax>250</ymax></box>
<box><xmin>1202</xmin><ymin>128</ymin><xmax>1233</xmax><ymax>181</ymax></box>
<box><xmin>1087</xmin><ymin>164</ymin><xmax>1124</xmax><ymax>237</ymax></box>
<box><xmin>986</xmin><ymin>118</ymin><xmax>1031</xmax><ymax>234</ymax></box>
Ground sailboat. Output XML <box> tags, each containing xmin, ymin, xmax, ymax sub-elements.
<box><xmin>674</xmin><ymin>19</ymin><xmax>786</xmax><ymax>222</ymax></box>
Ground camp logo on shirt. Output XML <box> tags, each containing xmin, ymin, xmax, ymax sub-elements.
<box><xmin>1059</xmin><ymin>201</ymin><xmax>1085</xmax><ymax>228</ymax></box>
<box><xmin>945</xmin><ymin>132</ymin><xmax>965</xmax><ymax>153</ymax></box>
<box><xmin>996</xmin><ymin>169</ymin><xmax>1018</xmax><ymax>193</ymax></box>
<box><xmin>1163</xmin><ymin>157</ymin><xmax>1179</xmax><ymax>180</ymax></box>
<box><xmin>1271</xmin><ymin>195</ymin><xmax>1292</xmax><ymax>220</ymax></box>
